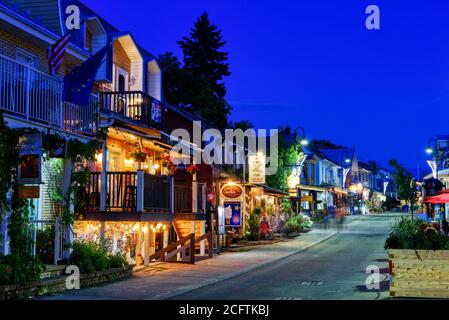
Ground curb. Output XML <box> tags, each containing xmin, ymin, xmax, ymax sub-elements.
<box><xmin>155</xmin><ymin>231</ymin><xmax>338</xmax><ymax>300</ymax></box>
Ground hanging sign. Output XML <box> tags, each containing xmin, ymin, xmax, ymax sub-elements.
<box><xmin>45</xmin><ymin>134</ymin><xmax>66</xmax><ymax>158</ymax></box>
<box><xmin>248</xmin><ymin>154</ymin><xmax>266</xmax><ymax>184</ymax></box>
<box><xmin>220</xmin><ymin>183</ymin><xmax>243</xmax><ymax>200</ymax></box>
<box><xmin>18</xmin><ymin>186</ymin><xmax>40</xmax><ymax>199</ymax></box>
<box><xmin>18</xmin><ymin>134</ymin><xmax>42</xmax><ymax>185</ymax></box>
<box><xmin>224</xmin><ymin>202</ymin><xmax>242</xmax><ymax>227</ymax></box>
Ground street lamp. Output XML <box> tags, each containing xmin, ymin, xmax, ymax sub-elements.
<box><xmin>294</xmin><ymin>127</ymin><xmax>308</xmax><ymax>147</ymax></box>
<box><xmin>425</xmin><ymin>138</ymin><xmax>439</xmax><ymax>180</ymax></box>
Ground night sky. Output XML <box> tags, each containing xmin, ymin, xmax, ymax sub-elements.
<box><xmin>83</xmin><ymin>0</ymin><xmax>449</xmax><ymax>176</ymax></box>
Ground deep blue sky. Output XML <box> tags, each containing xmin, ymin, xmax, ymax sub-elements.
<box><xmin>83</xmin><ymin>0</ymin><xmax>449</xmax><ymax>176</ymax></box>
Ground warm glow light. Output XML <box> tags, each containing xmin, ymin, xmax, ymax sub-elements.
<box><xmin>142</xmin><ymin>226</ymin><xmax>148</xmax><ymax>233</ymax></box>
<box><xmin>95</xmin><ymin>153</ymin><xmax>103</xmax><ymax>163</ymax></box>
<box><xmin>153</xmin><ymin>163</ymin><xmax>160</xmax><ymax>169</ymax></box>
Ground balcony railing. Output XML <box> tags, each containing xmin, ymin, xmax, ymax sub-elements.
<box><xmin>100</xmin><ymin>91</ymin><xmax>165</xmax><ymax>129</ymax></box>
<box><xmin>77</xmin><ymin>171</ymin><xmax>203</xmax><ymax>214</ymax></box>
<box><xmin>0</xmin><ymin>54</ymin><xmax>97</xmax><ymax>136</ymax></box>
<box><xmin>63</xmin><ymin>95</ymin><xmax>98</xmax><ymax>136</ymax></box>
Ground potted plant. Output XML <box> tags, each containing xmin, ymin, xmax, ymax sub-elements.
<box><xmin>129</xmin><ymin>151</ymin><xmax>147</xmax><ymax>162</ymax></box>
<box><xmin>385</xmin><ymin>216</ymin><xmax>449</xmax><ymax>298</ymax></box>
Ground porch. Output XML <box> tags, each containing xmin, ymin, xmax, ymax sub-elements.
<box><xmin>0</xmin><ymin>54</ymin><xmax>98</xmax><ymax>136</ymax></box>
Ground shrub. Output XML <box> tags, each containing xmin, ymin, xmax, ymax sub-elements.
<box><xmin>247</xmin><ymin>208</ymin><xmax>262</xmax><ymax>240</ymax></box>
<box><xmin>70</xmin><ymin>240</ymin><xmax>110</xmax><ymax>274</ymax></box>
<box><xmin>300</xmin><ymin>215</ymin><xmax>313</xmax><ymax>230</ymax></box>
<box><xmin>0</xmin><ymin>253</ymin><xmax>43</xmax><ymax>285</ymax></box>
<box><xmin>36</xmin><ymin>225</ymin><xmax>55</xmax><ymax>265</ymax></box>
<box><xmin>385</xmin><ymin>216</ymin><xmax>449</xmax><ymax>251</ymax></box>
<box><xmin>285</xmin><ymin>218</ymin><xmax>300</xmax><ymax>234</ymax></box>
<box><xmin>108</xmin><ymin>253</ymin><xmax>127</xmax><ymax>269</ymax></box>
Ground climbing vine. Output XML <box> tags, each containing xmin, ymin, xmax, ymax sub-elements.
<box><xmin>0</xmin><ymin>111</ymin><xmax>43</xmax><ymax>285</ymax></box>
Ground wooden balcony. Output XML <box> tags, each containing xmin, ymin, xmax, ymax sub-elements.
<box><xmin>76</xmin><ymin>172</ymin><xmax>204</xmax><ymax>220</ymax></box>
<box><xmin>0</xmin><ymin>54</ymin><xmax>98</xmax><ymax>136</ymax></box>
<box><xmin>100</xmin><ymin>91</ymin><xmax>165</xmax><ymax>130</ymax></box>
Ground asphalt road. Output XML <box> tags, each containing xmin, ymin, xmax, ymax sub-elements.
<box><xmin>170</xmin><ymin>213</ymin><xmax>401</xmax><ymax>300</ymax></box>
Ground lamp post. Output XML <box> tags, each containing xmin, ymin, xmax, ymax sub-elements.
<box><xmin>340</xmin><ymin>150</ymin><xmax>351</xmax><ymax>215</ymax></box>
<box><xmin>294</xmin><ymin>127</ymin><xmax>309</xmax><ymax>147</ymax></box>
<box><xmin>426</xmin><ymin>138</ymin><xmax>439</xmax><ymax>180</ymax></box>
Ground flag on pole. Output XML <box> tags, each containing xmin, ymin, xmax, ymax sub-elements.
<box><xmin>47</xmin><ymin>33</ymin><xmax>71</xmax><ymax>75</ymax></box>
<box><xmin>63</xmin><ymin>43</ymin><xmax>111</xmax><ymax>106</ymax></box>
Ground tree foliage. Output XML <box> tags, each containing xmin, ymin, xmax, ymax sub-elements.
<box><xmin>309</xmin><ymin>139</ymin><xmax>345</xmax><ymax>153</ymax></box>
<box><xmin>266</xmin><ymin>127</ymin><xmax>302</xmax><ymax>191</ymax></box>
<box><xmin>159</xmin><ymin>12</ymin><xmax>232</xmax><ymax>129</ymax></box>
<box><xmin>389</xmin><ymin>159</ymin><xmax>418</xmax><ymax>214</ymax></box>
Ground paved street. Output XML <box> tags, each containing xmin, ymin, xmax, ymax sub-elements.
<box><xmin>38</xmin><ymin>213</ymin><xmax>401</xmax><ymax>300</ymax></box>
<box><xmin>171</xmin><ymin>213</ymin><xmax>400</xmax><ymax>300</ymax></box>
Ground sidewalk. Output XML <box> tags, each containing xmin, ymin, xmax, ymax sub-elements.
<box><xmin>39</xmin><ymin>223</ymin><xmax>356</xmax><ymax>300</ymax></box>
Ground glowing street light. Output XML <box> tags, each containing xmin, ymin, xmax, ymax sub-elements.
<box><xmin>425</xmin><ymin>146</ymin><xmax>434</xmax><ymax>155</ymax></box>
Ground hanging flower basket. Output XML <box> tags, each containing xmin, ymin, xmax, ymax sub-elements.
<box><xmin>129</xmin><ymin>151</ymin><xmax>147</xmax><ymax>162</ymax></box>
<box><xmin>186</xmin><ymin>164</ymin><xmax>198</xmax><ymax>175</ymax></box>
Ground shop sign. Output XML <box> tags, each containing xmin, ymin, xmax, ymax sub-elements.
<box><xmin>224</xmin><ymin>202</ymin><xmax>242</xmax><ymax>227</ymax></box>
<box><xmin>152</xmin><ymin>101</ymin><xmax>162</xmax><ymax>123</ymax></box>
<box><xmin>220</xmin><ymin>183</ymin><xmax>243</xmax><ymax>200</ymax></box>
<box><xmin>248</xmin><ymin>154</ymin><xmax>265</xmax><ymax>184</ymax></box>
<box><xmin>217</xmin><ymin>206</ymin><xmax>226</xmax><ymax>235</ymax></box>
<box><xmin>301</xmin><ymin>195</ymin><xmax>313</xmax><ymax>202</ymax></box>
<box><xmin>18</xmin><ymin>134</ymin><xmax>42</xmax><ymax>185</ymax></box>
<box><xmin>18</xmin><ymin>186</ymin><xmax>40</xmax><ymax>199</ymax></box>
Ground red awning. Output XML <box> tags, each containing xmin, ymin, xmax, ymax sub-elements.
<box><xmin>424</xmin><ymin>193</ymin><xmax>449</xmax><ymax>204</ymax></box>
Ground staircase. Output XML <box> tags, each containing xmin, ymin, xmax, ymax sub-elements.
<box><xmin>173</xmin><ymin>220</ymin><xmax>203</xmax><ymax>239</ymax></box>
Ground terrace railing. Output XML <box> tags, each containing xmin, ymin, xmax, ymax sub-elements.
<box><xmin>0</xmin><ymin>54</ymin><xmax>98</xmax><ymax>136</ymax></box>
<box><xmin>100</xmin><ymin>91</ymin><xmax>165</xmax><ymax>130</ymax></box>
<box><xmin>79</xmin><ymin>171</ymin><xmax>171</xmax><ymax>213</ymax></box>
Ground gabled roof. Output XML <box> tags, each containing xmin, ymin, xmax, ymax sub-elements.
<box><xmin>316</xmin><ymin>148</ymin><xmax>355</xmax><ymax>167</ymax></box>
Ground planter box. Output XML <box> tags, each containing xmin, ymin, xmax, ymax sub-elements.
<box><xmin>0</xmin><ymin>265</ymin><xmax>134</xmax><ymax>300</ymax></box>
<box><xmin>389</xmin><ymin>249</ymin><xmax>449</xmax><ymax>298</ymax></box>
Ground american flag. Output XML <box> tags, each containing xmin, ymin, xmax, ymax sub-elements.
<box><xmin>47</xmin><ymin>32</ymin><xmax>71</xmax><ymax>76</ymax></box>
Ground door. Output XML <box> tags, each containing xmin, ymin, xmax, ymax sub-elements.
<box><xmin>113</xmin><ymin>66</ymin><xmax>129</xmax><ymax>115</ymax></box>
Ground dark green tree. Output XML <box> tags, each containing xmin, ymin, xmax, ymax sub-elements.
<box><xmin>230</xmin><ymin>120</ymin><xmax>254</xmax><ymax>131</ymax></box>
<box><xmin>178</xmin><ymin>12</ymin><xmax>230</xmax><ymax>98</ymax></box>
<box><xmin>174</xmin><ymin>12</ymin><xmax>232</xmax><ymax>129</ymax></box>
<box><xmin>309</xmin><ymin>139</ymin><xmax>345</xmax><ymax>153</ymax></box>
<box><xmin>389</xmin><ymin>159</ymin><xmax>418</xmax><ymax>219</ymax></box>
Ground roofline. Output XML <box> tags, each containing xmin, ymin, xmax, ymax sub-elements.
<box><xmin>0</xmin><ymin>1</ymin><xmax>90</xmax><ymax>61</ymax></box>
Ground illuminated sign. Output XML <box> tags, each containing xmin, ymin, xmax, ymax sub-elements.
<box><xmin>220</xmin><ymin>183</ymin><xmax>243</xmax><ymax>200</ymax></box>
<box><xmin>248</xmin><ymin>154</ymin><xmax>265</xmax><ymax>184</ymax></box>
<box><xmin>18</xmin><ymin>134</ymin><xmax>42</xmax><ymax>185</ymax></box>
<box><xmin>224</xmin><ymin>202</ymin><xmax>242</xmax><ymax>227</ymax></box>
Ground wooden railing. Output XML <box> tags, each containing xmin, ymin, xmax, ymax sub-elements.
<box><xmin>100</xmin><ymin>91</ymin><xmax>165</xmax><ymax>129</ymax></box>
<box><xmin>174</xmin><ymin>182</ymin><xmax>192</xmax><ymax>213</ymax></box>
<box><xmin>0</xmin><ymin>54</ymin><xmax>97</xmax><ymax>136</ymax></box>
<box><xmin>143</xmin><ymin>173</ymin><xmax>170</xmax><ymax>212</ymax></box>
<box><xmin>78</xmin><ymin>171</ymin><xmax>170</xmax><ymax>212</ymax></box>
<box><xmin>149</xmin><ymin>232</ymin><xmax>213</xmax><ymax>264</ymax></box>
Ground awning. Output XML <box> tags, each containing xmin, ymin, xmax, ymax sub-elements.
<box><xmin>297</xmin><ymin>184</ymin><xmax>326</xmax><ymax>192</ymax></box>
<box><xmin>424</xmin><ymin>193</ymin><xmax>449</xmax><ymax>204</ymax></box>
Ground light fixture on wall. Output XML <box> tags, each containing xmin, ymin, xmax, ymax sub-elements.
<box><xmin>129</xmin><ymin>76</ymin><xmax>136</xmax><ymax>86</ymax></box>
